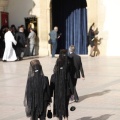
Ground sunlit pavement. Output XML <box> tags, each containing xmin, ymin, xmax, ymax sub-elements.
<box><xmin>0</xmin><ymin>56</ymin><xmax>120</xmax><ymax>120</ymax></box>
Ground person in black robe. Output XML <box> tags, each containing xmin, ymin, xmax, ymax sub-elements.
<box><xmin>24</xmin><ymin>59</ymin><xmax>51</xmax><ymax>120</ymax></box>
<box><xmin>50</xmin><ymin>49</ymin><xmax>74</xmax><ymax>120</ymax></box>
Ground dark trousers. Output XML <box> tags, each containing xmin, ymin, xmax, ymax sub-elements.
<box><xmin>16</xmin><ymin>47</ymin><xmax>24</xmax><ymax>59</ymax></box>
<box><xmin>51</xmin><ymin>40</ymin><xmax>57</xmax><ymax>57</ymax></box>
<box><xmin>73</xmin><ymin>78</ymin><xmax>79</xmax><ymax>101</ymax></box>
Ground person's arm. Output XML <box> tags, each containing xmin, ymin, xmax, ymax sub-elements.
<box><xmin>23</xmin><ymin>34</ymin><xmax>27</xmax><ymax>47</ymax></box>
<box><xmin>12</xmin><ymin>37</ymin><xmax>17</xmax><ymax>45</ymax></box>
<box><xmin>50</xmin><ymin>74</ymin><xmax>55</xmax><ymax>97</ymax></box>
<box><xmin>28</xmin><ymin>32</ymin><xmax>32</xmax><ymax>39</ymax></box>
<box><xmin>15</xmin><ymin>33</ymin><xmax>19</xmax><ymax>42</ymax></box>
<box><xmin>57</xmin><ymin>33</ymin><xmax>62</xmax><ymax>39</ymax></box>
<box><xmin>45</xmin><ymin>76</ymin><xmax>52</xmax><ymax>103</ymax></box>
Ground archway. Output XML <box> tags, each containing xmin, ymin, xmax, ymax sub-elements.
<box><xmin>51</xmin><ymin>0</ymin><xmax>88</xmax><ymax>54</ymax></box>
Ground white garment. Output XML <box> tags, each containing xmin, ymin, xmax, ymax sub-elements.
<box><xmin>2</xmin><ymin>31</ymin><xmax>17</xmax><ymax>61</ymax></box>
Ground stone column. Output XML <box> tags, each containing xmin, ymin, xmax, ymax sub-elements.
<box><xmin>47</xmin><ymin>0</ymin><xmax>51</xmax><ymax>56</ymax></box>
<box><xmin>31</xmin><ymin>0</ymin><xmax>51</xmax><ymax>56</ymax></box>
<box><xmin>37</xmin><ymin>0</ymin><xmax>49</xmax><ymax>56</ymax></box>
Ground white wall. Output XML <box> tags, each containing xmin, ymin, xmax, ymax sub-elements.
<box><xmin>87</xmin><ymin>0</ymin><xmax>120</xmax><ymax>56</ymax></box>
<box><xmin>97</xmin><ymin>0</ymin><xmax>120</xmax><ymax>56</ymax></box>
<box><xmin>7</xmin><ymin>0</ymin><xmax>35</xmax><ymax>28</ymax></box>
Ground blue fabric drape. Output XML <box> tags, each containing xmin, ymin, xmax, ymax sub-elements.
<box><xmin>52</xmin><ymin>0</ymin><xmax>87</xmax><ymax>54</ymax></box>
<box><xmin>65</xmin><ymin>8</ymin><xmax>87</xmax><ymax>54</ymax></box>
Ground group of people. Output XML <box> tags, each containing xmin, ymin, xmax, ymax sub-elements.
<box><xmin>0</xmin><ymin>25</ymin><xmax>36</xmax><ymax>61</ymax></box>
<box><xmin>49</xmin><ymin>25</ymin><xmax>102</xmax><ymax>58</ymax></box>
<box><xmin>24</xmin><ymin>45</ymin><xmax>85</xmax><ymax>120</ymax></box>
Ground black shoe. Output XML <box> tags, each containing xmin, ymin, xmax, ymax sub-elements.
<box><xmin>70</xmin><ymin>106</ymin><xmax>76</xmax><ymax>111</ymax></box>
<box><xmin>17</xmin><ymin>57</ymin><xmax>23</xmax><ymax>61</ymax></box>
<box><xmin>3</xmin><ymin>60</ymin><xmax>6</xmax><ymax>62</ymax></box>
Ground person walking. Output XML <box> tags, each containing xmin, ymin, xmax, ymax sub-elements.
<box><xmin>2</xmin><ymin>27</ymin><xmax>17</xmax><ymax>61</ymax></box>
<box><xmin>68</xmin><ymin>45</ymin><xmax>85</xmax><ymax>102</ymax></box>
<box><xmin>50</xmin><ymin>49</ymin><xmax>74</xmax><ymax>120</ymax></box>
<box><xmin>15</xmin><ymin>26</ymin><xmax>27</xmax><ymax>60</ymax></box>
<box><xmin>24</xmin><ymin>60</ymin><xmax>51</xmax><ymax>120</ymax></box>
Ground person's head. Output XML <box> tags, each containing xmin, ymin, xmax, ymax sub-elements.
<box><xmin>54</xmin><ymin>49</ymin><xmax>68</xmax><ymax>72</ymax></box>
<box><xmin>30</xmin><ymin>59</ymin><xmax>44</xmax><ymax>76</ymax></box>
<box><xmin>54</xmin><ymin>26</ymin><xmax>58</xmax><ymax>32</ymax></box>
<box><xmin>19</xmin><ymin>26</ymin><xmax>24</xmax><ymax>32</ymax></box>
<box><xmin>69</xmin><ymin>45</ymin><xmax>75</xmax><ymax>53</ymax></box>
<box><xmin>11</xmin><ymin>24</ymin><xmax>16</xmax><ymax>32</ymax></box>
<box><xmin>4</xmin><ymin>27</ymin><xmax>9</xmax><ymax>33</ymax></box>
<box><xmin>29</xmin><ymin>28</ymin><xmax>34</xmax><ymax>32</ymax></box>
<box><xmin>59</xmin><ymin>49</ymin><xmax>67</xmax><ymax>57</ymax></box>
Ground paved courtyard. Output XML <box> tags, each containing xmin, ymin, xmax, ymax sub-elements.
<box><xmin>0</xmin><ymin>56</ymin><xmax>120</xmax><ymax>120</ymax></box>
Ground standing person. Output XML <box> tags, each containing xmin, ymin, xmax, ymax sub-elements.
<box><xmin>0</xmin><ymin>27</ymin><xmax>6</xmax><ymax>57</ymax></box>
<box><xmin>28</xmin><ymin>28</ymin><xmax>36</xmax><ymax>56</ymax></box>
<box><xmin>88</xmin><ymin>23</ymin><xmax>99</xmax><ymax>57</ymax></box>
<box><xmin>10</xmin><ymin>24</ymin><xmax>18</xmax><ymax>53</ymax></box>
<box><xmin>2</xmin><ymin>28</ymin><xmax>17</xmax><ymax>62</ymax></box>
<box><xmin>49</xmin><ymin>26</ymin><xmax>60</xmax><ymax>58</ymax></box>
<box><xmin>68</xmin><ymin>45</ymin><xmax>85</xmax><ymax>102</ymax></box>
<box><xmin>10</xmin><ymin>24</ymin><xmax>17</xmax><ymax>38</ymax></box>
<box><xmin>15</xmin><ymin>26</ymin><xmax>27</xmax><ymax>60</ymax></box>
<box><xmin>24</xmin><ymin>60</ymin><xmax>51</xmax><ymax>120</ymax></box>
<box><xmin>50</xmin><ymin>49</ymin><xmax>74</xmax><ymax>120</ymax></box>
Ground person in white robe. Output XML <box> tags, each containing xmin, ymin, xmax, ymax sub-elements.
<box><xmin>2</xmin><ymin>28</ymin><xmax>17</xmax><ymax>61</ymax></box>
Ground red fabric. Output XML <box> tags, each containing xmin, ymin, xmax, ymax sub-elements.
<box><xmin>1</xmin><ymin>12</ymin><xmax>9</xmax><ymax>27</ymax></box>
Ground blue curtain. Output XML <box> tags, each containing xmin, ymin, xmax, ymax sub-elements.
<box><xmin>52</xmin><ymin>0</ymin><xmax>87</xmax><ymax>54</ymax></box>
<box><xmin>65</xmin><ymin>8</ymin><xmax>87</xmax><ymax>54</ymax></box>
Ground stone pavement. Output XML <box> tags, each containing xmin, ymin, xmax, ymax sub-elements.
<box><xmin>0</xmin><ymin>56</ymin><xmax>120</xmax><ymax>120</ymax></box>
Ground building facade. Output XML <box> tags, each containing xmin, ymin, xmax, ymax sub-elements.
<box><xmin>0</xmin><ymin>0</ymin><xmax>120</xmax><ymax>56</ymax></box>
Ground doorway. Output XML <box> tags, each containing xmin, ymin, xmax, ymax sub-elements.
<box><xmin>51</xmin><ymin>0</ymin><xmax>88</xmax><ymax>54</ymax></box>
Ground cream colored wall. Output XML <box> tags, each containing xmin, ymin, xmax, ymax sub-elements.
<box><xmin>6</xmin><ymin>0</ymin><xmax>34</xmax><ymax>27</ymax></box>
<box><xmin>97</xmin><ymin>0</ymin><xmax>107</xmax><ymax>56</ymax></box>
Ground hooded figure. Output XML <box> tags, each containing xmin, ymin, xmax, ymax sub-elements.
<box><xmin>50</xmin><ymin>49</ymin><xmax>74</xmax><ymax>120</ymax></box>
<box><xmin>24</xmin><ymin>60</ymin><xmax>51</xmax><ymax>120</ymax></box>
